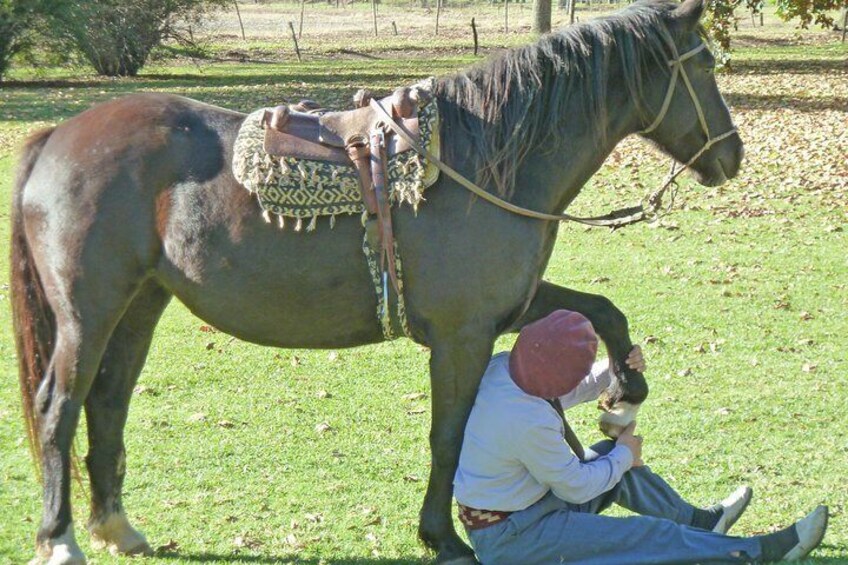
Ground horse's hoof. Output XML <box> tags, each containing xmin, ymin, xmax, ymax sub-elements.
<box><xmin>89</xmin><ymin>512</ymin><xmax>153</xmax><ymax>556</ymax></box>
<box><xmin>32</xmin><ymin>525</ymin><xmax>87</xmax><ymax>565</ymax></box>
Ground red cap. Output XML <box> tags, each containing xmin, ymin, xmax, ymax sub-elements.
<box><xmin>509</xmin><ymin>310</ymin><xmax>598</xmax><ymax>399</ymax></box>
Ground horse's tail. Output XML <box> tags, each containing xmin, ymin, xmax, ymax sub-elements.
<box><xmin>11</xmin><ymin>127</ymin><xmax>57</xmax><ymax>479</ymax></box>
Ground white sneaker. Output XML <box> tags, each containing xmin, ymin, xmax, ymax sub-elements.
<box><xmin>712</xmin><ymin>486</ymin><xmax>753</xmax><ymax>534</ymax></box>
<box><xmin>782</xmin><ymin>505</ymin><xmax>828</xmax><ymax>561</ymax></box>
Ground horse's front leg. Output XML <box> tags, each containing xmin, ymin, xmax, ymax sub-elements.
<box><xmin>419</xmin><ymin>329</ymin><xmax>496</xmax><ymax>564</ymax></box>
<box><xmin>512</xmin><ymin>281</ymin><xmax>648</xmax><ymax>437</ymax></box>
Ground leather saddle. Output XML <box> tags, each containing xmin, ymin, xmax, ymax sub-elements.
<box><xmin>260</xmin><ymin>86</ymin><xmax>432</xmax><ymax>297</ymax></box>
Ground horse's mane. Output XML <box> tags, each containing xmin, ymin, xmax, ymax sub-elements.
<box><xmin>434</xmin><ymin>0</ymin><xmax>683</xmax><ymax>197</ymax></box>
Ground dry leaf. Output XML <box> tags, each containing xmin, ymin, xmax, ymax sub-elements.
<box><xmin>402</xmin><ymin>392</ymin><xmax>427</xmax><ymax>401</ymax></box>
<box><xmin>315</xmin><ymin>422</ymin><xmax>333</xmax><ymax>434</ymax></box>
<box><xmin>187</xmin><ymin>413</ymin><xmax>206</xmax><ymax>423</ymax></box>
<box><xmin>156</xmin><ymin>539</ymin><xmax>179</xmax><ymax>552</ymax></box>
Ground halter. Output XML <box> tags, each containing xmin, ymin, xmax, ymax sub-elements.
<box><xmin>641</xmin><ymin>41</ymin><xmax>738</xmax><ymax>171</ymax></box>
<box><xmin>373</xmin><ymin>40</ymin><xmax>739</xmax><ymax>228</ymax></box>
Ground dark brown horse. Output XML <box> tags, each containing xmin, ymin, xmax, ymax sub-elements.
<box><xmin>12</xmin><ymin>0</ymin><xmax>742</xmax><ymax>563</ymax></box>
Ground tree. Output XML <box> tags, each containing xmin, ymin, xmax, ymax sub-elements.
<box><xmin>706</xmin><ymin>0</ymin><xmax>847</xmax><ymax>57</ymax></box>
<box><xmin>0</xmin><ymin>0</ymin><xmax>60</xmax><ymax>80</ymax></box>
<box><xmin>48</xmin><ymin>0</ymin><xmax>229</xmax><ymax>77</ymax></box>
<box><xmin>534</xmin><ymin>0</ymin><xmax>552</xmax><ymax>33</ymax></box>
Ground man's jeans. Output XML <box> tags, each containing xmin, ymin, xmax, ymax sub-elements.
<box><xmin>467</xmin><ymin>441</ymin><xmax>762</xmax><ymax>565</ymax></box>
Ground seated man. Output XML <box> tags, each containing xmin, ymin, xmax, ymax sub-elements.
<box><xmin>454</xmin><ymin>309</ymin><xmax>828</xmax><ymax>564</ymax></box>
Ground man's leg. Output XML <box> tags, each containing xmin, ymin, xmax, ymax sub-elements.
<box><xmin>579</xmin><ymin>440</ymin><xmax>711</xmax><ymax>526</ymax></box>
<box><xmin>470</xmin><ymin>494</ymin><xmax>762</xmax><ymax>565</ymax></box>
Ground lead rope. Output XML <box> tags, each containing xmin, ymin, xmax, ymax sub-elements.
<box><xmin>371</xmin><ymin>40</ymin><xmax>737</xmax><ymax>229</ymax></box>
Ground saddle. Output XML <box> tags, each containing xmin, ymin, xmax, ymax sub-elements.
<box><xmin>261</xmin><ymin>86</ymin><xmax>431</xmax><ymax>295</ymax></box>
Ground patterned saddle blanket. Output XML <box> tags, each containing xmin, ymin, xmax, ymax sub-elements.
<box><xmin>231</xmin><ymin>91</ymin><xmax>440</xmax><ymax>232</ymax></box>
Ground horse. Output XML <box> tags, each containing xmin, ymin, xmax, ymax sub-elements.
<box><xmin>11</xmin><ymin>0</ymin><xmax>742</xmax><ymax>562</ymax></box>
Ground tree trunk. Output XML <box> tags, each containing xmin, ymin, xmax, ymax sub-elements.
<box><xmin>533</xmin><ymin>0</ymin><xmax>552</xmax><ymax>33</ymax></box>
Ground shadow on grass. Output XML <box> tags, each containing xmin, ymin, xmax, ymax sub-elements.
<box><xmin>731</xmin><ymin>57</ymin><xmax>847</xmax><ymax>75</ymax></box>
<box><xmin>157</xmin><ymin>551</ymin><xmax>429</xmax><ymax>564</ymax></box>
<box><xmin>725</xmin><ymin>92</ymin><xmax>848</xmax><ymax>113</ymax></box>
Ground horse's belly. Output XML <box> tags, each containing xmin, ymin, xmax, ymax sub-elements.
<box><xmin>157</xmin><ymin>206</ymin><xmax>384</xmax><ymax>349</ymax></box>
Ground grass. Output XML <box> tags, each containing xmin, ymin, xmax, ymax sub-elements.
<box><xmin>0</xmin><ymin>4</ymin><xmax>846</xmax><ymax>564</ymax></box>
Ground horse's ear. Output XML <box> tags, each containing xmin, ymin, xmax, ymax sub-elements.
<box><xmin>672</xmin><ymin>0</ymin><xmax>705</xmax><ymax>29</ymax></box>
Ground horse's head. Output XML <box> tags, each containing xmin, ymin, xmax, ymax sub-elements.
<box><xmin>639</xmin><ymin>0</ymin><xmax>744</xmax><ymax>187</ymax></box>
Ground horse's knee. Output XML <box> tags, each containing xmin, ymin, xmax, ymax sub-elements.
<box><xmin>593</xmin><ymin>295</ymin><xmax>629</xmax><ymax>336</ymax></box>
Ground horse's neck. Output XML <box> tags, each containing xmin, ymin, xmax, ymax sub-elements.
<box><xmin>514</xmin><ymin>64</ymin><xmax>641</xmax><ymax>216</ymax></box>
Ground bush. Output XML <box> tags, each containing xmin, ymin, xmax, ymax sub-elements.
<box><xmin>0</xmin><ymin>0</ymin><xmax>61</xmax><ymax>80</ymax></box>
<box><xmin>49</xmin><ymin>0</ymin><xmax>229</xmax><ymax>77</ymax></box>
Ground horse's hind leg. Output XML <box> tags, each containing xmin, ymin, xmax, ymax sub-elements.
<box><xmin>33</xmin><ymin>282</ymin><xmax>139</xmax><ymax>564</ymax></box>
<box><xmin>84</xmin><ymin>281</ymin><xmax>171</xmax><ymax>556</ymax></box>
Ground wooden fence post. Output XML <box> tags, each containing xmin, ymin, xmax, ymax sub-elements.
<box><xmin>288</xmin><ymin>21</ymin><xmax>302</xmax><ymax>61</ymax></box>
<box><xmin>504</xmin><ymin>0</ymin><xmax>509</xmax><ymax>32</ymax></box>
<box><xmin>436</xmin><ymin>0</ymin><xmax>442</xmax><ymax>35</ymax></box>
<box><xmin>471</xmin><ymin>17</ymin><xmax>479</xmax><ymax>55</ymax></box>
<box><xmin>392</xmin><ymin>20</ymin><xmax>398</xmax><ymax>35</ymax></box>
<box><xmin>233</xmin><ymin>1</ymin><xmax>246</xmax><ymax>40</ymax></box>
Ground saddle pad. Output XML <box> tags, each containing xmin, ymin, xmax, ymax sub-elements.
<box><xmin>232</xmin><ymin>98</ymin><xmax>440</xmax><ymax>231</ymax></box>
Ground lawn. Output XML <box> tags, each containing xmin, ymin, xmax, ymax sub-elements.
<box><xmin>0</xmin><ymin>3</ymin><xmax>846</xmax><ymax>563</ymax></box>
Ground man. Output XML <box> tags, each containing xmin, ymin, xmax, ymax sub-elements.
<box><xmin>454</xmin><ymin>310</ymin><xmax>828</xmax><ymax>564</ymax></box>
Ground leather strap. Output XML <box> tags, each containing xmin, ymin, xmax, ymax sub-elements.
<box><xmin>547</xmin><ymin>397</ymin><xmax>585</xmax><ymax>462</ymax></box>
<box><xmin>369</xmin><ymin>130</ymin><xmax>401</xmax><ymax>295</ymax></box>
<box><xmin>346</xmin><ymin>135</ymin><xmax>378</xmax><ymax>214</ymax></box>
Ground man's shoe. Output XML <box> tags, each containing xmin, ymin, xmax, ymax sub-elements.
<box><xmin>712</xmin><ymin>486</ymin><xmax>753</xmax><ymax>534</ymax></box>
<box><xmin>782</xmin><ymin>505</ymin><xmax>828</xmax><ymax>561</ymax></box>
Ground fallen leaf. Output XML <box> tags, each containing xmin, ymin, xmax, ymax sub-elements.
<box><xmin>316</xmin><ymin>389</ymin><xmax>331</xmax><ymax>399</ymax></box>
<box><xmin>802</xmin><ymin>363</ymin><xmax>817</xmax><ymax>373</ymax></box>
<box><xmin>315</xmin><ymin>422</ymin><xmax>333</xmax><ymax>433</ymax></box>
<box><xmin>187</xmin><ymin>413</ymin><xmax>206</xmax><ymax>423</ymax></box>
<box><xmin>217</xmin><ymin>420</ymin><xmax>235</xmax><ymax>429</ymax></box>
<box><xmin>156</xmin><ymin>539</ymin><xmax>179</xmax><ymax>552</ymax></box>
<box><xmin>402</xmin><ymin>392</ymin><xmax>427</xmax><ymax>401</ymax></box>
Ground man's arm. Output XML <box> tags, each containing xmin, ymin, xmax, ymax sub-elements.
<box><xmin>559</xmin><ymin>346</ymin><xmax>646</xmax><ymax>410</ymax></box>
<box><xmin>515</xmin><ymin>419</ymin><xmax>634</xmax><ymax>504</ymax></box>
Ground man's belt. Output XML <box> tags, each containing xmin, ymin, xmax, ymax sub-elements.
<box><xmin>457</xmin><ymin>503</ymin><xmax>512</xmax><ymax>531</ymax></box>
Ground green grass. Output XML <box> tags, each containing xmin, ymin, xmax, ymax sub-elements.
<box><xmin>1</xmin><ymin>19</ymin><xmax>846</xmax><ymax>565</ymax></box>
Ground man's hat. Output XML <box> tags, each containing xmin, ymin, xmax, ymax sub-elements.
<box><xmin>509</xmin><ymin>310</ymin><xmax>599</xmax><ymax>399</ymax></box>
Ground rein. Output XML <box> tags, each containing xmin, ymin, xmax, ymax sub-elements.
<box><xmin>371</xmin><ymin>40</ymin><xmax>737</xmax><ymax>228</ymax></box>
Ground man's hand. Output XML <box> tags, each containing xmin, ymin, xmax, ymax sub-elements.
<box><xmin>616</xmin><ymin>421</ymin><xmax>644</xmax><ymax>467</ymax></box>
<box><xmin>625</xmin><ymin>345</ymin><xmax>645</xmax><ymax>373</ymax></box>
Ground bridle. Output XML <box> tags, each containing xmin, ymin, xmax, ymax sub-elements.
<box><xmin>640</xmin><ymin>40</ymin><xmax>738</xmax><ymax>184</ymax></box>
<box><xmin>373</xmin><ymin>39</ymin><xmax>738</xmax><ymax>228</ymax></box>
